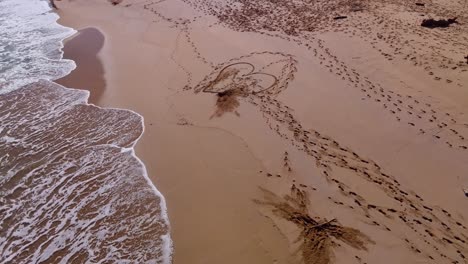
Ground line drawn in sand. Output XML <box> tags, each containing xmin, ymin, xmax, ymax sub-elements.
<box><xmin>191</xmin><ymin>51</ymin><xmax>468</xmax><ymax>263</ymax></box>
<box><xmin>135</xmin><ymin>0</ymin><xmax>468</xmax><ymax>150</ymax></box>
<box><xmin>177</xmin><ymin>0</ymin><xmax>468</xmax><ymax>149</ymax></box>
<box><xmin>193</xmin><ymin>51</ymin><xmax>297</xmax><ymax>117</ymax></box>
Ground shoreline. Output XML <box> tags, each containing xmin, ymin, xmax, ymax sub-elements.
<box><xmin>0</xmin><ymin>0</ymin><xmax>173</xmax><ymax>261</ymax></box>
<box><xmin>54</xmin><ymin>0</ymin><xmax>468</xmax><ymax>263</ymax></box>
<box><xmin>53</xmin><ymin>11</ymin><xmax>175</xmax><ymax>264</ymax></box>
<box><xmin>0</xmin><ymin>77</ymin><xmax>173</xmax><ymax>262</ymax></box>
<box><xmin>55</xmin><ymin>2</ymin><xmax>295</xmax><ymax>263</ymax></box>
<box><xmin>56</xmin><ymin>27</ymin><xmax>106</xmax><ymax>104</ymax></box>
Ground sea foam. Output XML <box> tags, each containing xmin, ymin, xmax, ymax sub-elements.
<box><xmin>0</xmin><ymin>0</ymin><xmax>172</xmax><ymax>263</ymax></box>
<box><xmin>0</xmin><ymin>0</ymin><xmax>76</xmax><ymax>93</ymax></box>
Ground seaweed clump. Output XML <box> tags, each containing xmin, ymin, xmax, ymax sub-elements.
<box><xmin>421</xmin><ymin>18</ymin><xmax>458</xmax><ymax>28</ymax></box>
<box><xmin>255</xmin><ymin>186</ymin><xmax>373</xmax><ymax>264</ymax></box>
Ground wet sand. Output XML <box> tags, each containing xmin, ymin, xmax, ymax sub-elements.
<box><xmin>56</xmin><ymin>0</ymin><xmax>468</xmax><ymax>263</ymax></box>
<box><xmin>56</xmin><ymin>27</ymin><xmax>106</xmax><ymax>104</ymax></box>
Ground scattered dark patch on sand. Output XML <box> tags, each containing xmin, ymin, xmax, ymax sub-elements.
<box><xmin>255</xmin><ymin>186</ymin><xmax>373</xmax><ymax>264</ymax></box>
<box><xmin>211</xmin><ymin>88</ymin><xmax>248</xmax><ymax>118</ymax></box>
<box><xmin>421</xmin><ymin>18</ymin><xmax>458</xmax><ymax>28</ymax></box>
<box><xmin>109</xmin><ymin>0</ymin><xmax>123</xmax><ymax>6</ymax></box>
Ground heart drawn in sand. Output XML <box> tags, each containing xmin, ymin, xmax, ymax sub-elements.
<box><xmin>203</xmin><ymin>62</ymin><xmax>279</xmax><ymax>94</ymax></box>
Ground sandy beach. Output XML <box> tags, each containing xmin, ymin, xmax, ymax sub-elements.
<box><xmin>56</xmin><ymin>27</ymin><xmax>106</xmax><ymax>104</ymax></box>
<box><xmin>54</xmin><ymin>0</ymin><xmax>468</xmax><ymax>263</ymax></box>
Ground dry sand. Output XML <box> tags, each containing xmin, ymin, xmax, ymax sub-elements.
<box><xmin>56</xmin><ymin>0</ymin><xmax>468</xmax><ymax>263</ymax></box>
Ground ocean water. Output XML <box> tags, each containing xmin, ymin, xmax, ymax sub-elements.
<box><xmin>0</xmin><ymin>0</ymin><xmax>75</xmax><ymax>93</ymax></box>
<box><xmin>0</xmin><ymin>0</ymin><xmax>172</xmax><ymax>263</ymax></box>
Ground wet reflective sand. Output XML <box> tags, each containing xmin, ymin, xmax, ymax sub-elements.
<box><xmin>56</xmin><ymin>27</ymin><xmax>106</xmax><ymax>105</ymax></box>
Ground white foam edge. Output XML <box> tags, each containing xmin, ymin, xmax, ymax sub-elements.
<box><xmin>0</xmin><ymin>1</ymin><xmax>78</xmax><ymax>95</ymax></box>
<box><xmin>48</xmin><ymin>81</ymin><xmax>174</xmax><ymax>264</ymax></box>
<box><xmin>45</xmin><ymin>6</ymin><xmax>174</xmax><ymax>262</ymax></box>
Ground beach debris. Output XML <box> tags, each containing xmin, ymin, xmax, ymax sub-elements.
<box><xmin>464</xmin><ymin>55</ymin><xmax>468</xmax><ymax>64</ymax></box>
<box><xmin>109</xmin><ymin>0</ymin><xmax>123</xmax><ymax>5</ymax></box>
<box><xmin>211</xmin><ymin>88</ymin><xmax>248</xmax><ymax>118</ymax></box>
<box><xmin>464</xmin><ymin>188</ymin><xmax>468</xmax><ymax>197</ymax></box>
<box><xmin>415</xmin><ymin>2</ymin><xmax>425</xmax><ymax>6</ymax></box>
<box><xmin>421</xmin><ymin>18</ymin><xmax>458</xmax><ymax>28</ymax></box>
<box><xmin>255</xmin><ymin>187</ymin><xmax>373</xmax><ymax>264</ymax></box>
<box><xmin>333</xmin><ymin>16</ymin><xmax>348</xmax><ymax>20</ymax></box>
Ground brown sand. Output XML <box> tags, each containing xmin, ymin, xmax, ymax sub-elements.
<box><xmin>56</xmin><ymin>0</ymin><xmax>468</xmax><ymax>263</ymax></box>
<box><xmin>56</xmin><ymin>27</ymin><xmax>106</xmax><ymax>104</ymax></box>
<box><xmin>255</xmin><ymin>186</ymin><xmax>374</xmax><ymax>264</ymax></box>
